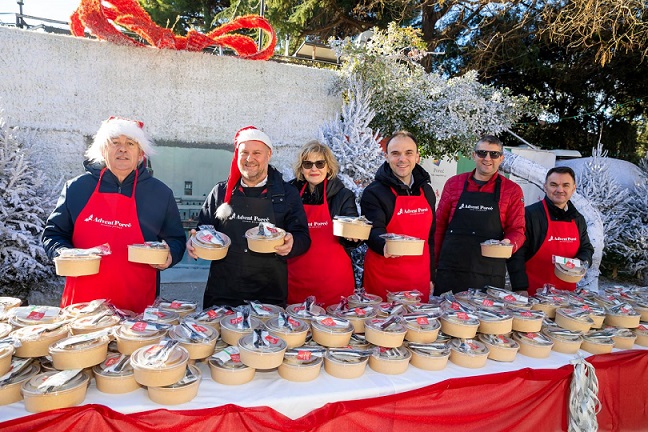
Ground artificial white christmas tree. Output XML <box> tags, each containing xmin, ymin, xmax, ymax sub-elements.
<box><xmin>618</xmin><ymin>155</ymin><xmax>648</xmax><ymax>280</ymax></box>
<box><xmin>0</xmin><ymin>109</ymin><xmax>55</xmax><ymax>298</ymax></box>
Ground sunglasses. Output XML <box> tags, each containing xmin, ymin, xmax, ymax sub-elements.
<box><xmin>475</xmin><ymin>150</ymin><xmax>503</xmax><ymax>159</ymax></box>
<box><xmin>302</xmin><ymin>160</ymin><xmax>326</xmax><ymax>169</ymax></box>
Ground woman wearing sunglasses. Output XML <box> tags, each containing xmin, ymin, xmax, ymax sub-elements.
<box><xmin>287</xmin><ymin>141</ymin><xmax>359</xmax><ymax>306</ymax></box>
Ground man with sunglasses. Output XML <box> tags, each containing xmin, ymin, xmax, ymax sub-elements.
<box><xmin>507</xmin><ymin>166</ymin><xmax>593</xmax><ymax>295</ymax></box>
<box><xmin>361</xmin><ymin>131</ymin><xmax>436</xmax><ymax>301</ymax></box>
<box><xmin>434</xmin><ymin>135</ymin><xmax>525</xmax><ymax>294</ymax></box>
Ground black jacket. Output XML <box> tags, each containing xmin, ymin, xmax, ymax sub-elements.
<box><xmin>289</xmin><ymin>176</ymin><xmax>359</xmax><ymax>251</ymax></box>
<box><xmin>360</xmin><ymin>162</ymin><xmax>436</xmax><ymax>281</ymax></box>
<box><xmin>42</xmin><ymin>161</ymin><xmax>187</xmax><ymax>288</ymax></box>
<box><xmin>507</xmin><ymin>196</ymin><xmax>594</xmax><ymax>290</ymax></box>
<box><xmin>198</xmin><ymin>165</ymin><xmax>310</xmax><ymax>259</ymax></box>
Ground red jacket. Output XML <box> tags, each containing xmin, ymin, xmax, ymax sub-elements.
<box><xmin>434</xmin><ymin>170</ymin><xmax>525</xmax><ymax>264</ymax></box>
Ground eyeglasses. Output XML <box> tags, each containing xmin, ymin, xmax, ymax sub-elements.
<box><xmin>302</xmin><ymin>160</ymin><xmax>326</xmax><ymax>169</ymax></box>
<box><xmin>475</xmin><ymin>150</ymin><xmax>503</xmax><ymax>159</ymax></box>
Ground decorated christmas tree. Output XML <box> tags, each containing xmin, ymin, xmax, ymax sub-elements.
<box><xmin>0</xmin><ymin>109</ymin><xmax>56</xmax><ymax>299</ymax></box>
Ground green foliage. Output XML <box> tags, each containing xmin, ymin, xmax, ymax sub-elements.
<box><xmin>333</xmin><ymin>24</ymin><xmax>532</xmax><ymax>158</ymax></box>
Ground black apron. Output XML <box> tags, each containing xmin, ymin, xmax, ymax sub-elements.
<box><xmin>436</xmin><ymin>177</ymin><xmax>505</xmax><ymax>294</ymax></box>
<box><xmin>203</xmin><ymin>186</ymin><xmax>287</xmax><ymax>308</ymax></box>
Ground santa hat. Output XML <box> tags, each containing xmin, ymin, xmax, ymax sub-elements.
<box><xmin>216</xmin><ymin>126</ymin><xmax>273</xmax><ymax>220</ymax></box>
<box><xmin>86</xmin><ymin>116</ymin><xmax>155</xmax><ymax>163</ymax></box>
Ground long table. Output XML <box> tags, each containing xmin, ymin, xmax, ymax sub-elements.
<box><xmin>2</xmin><ymin>347</ymin><xmax>647</xmax><ymax>431</ymax></box>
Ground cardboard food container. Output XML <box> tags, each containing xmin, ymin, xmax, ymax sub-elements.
<box><xmin>439</xmin><ymin>313</ymin><xmax>480</xmax><ymax>339</ymax></box>
<box><xmin>554</xmin><ymin>262</ymin><xmax>586</xmax><ymax>283</ymax></box>
<box><xmin>332</xmin><ymin>217</ymin><xmax>371</xmax><ymax>240</ymax></box>
<box><xmin>634</xmin><ymin>323</ymin><xmax>648</xmax><ymax>347</ymax></box>
<box><xmin>512</xmin><ymin>332</ymin><xmax>554</xmax><ymax>358</ymax></box>
<box><xmin>604</xmin><ymin>309</ymin><xmax>641</xmax><ymax>328</ymax></box>
<box><xmin>147</xmin><ymin>365</ymin><xmax>201</xmax><ymax>405</ymax></box>
<box><xmin>364</xmin><ymin>318</ymin><xmax>407</xmax><ymax>348</ymax></box>
<box><xmin>531</xmin><ymin>302</ymin><xmax>559</xmax><ymax>319</ymax></box>
<box><xmin>159</xmin><ymin>301</ymin><xmax>198</xmax><ymax>318</ymax></box>
<box><xmin>348</xmin><ymin>333</ymin><xmax>372</xmax><ymax>351</ymax></box>
<box><xmin>49</xmin><ymin>332</ymin><xmax>111</xmax><ymax>370</ymax></box>
<box><xmin>509</xmin><ymin>308</ymin><xmax>544</xmax><ymax>333</ymax></box>
<box><xmin>114</xmin><ymin>323</ymin><xmax>167</xmax><ymax>355</ymax></box>
<box><xmin>248</xmin><ymin>303</ymin><xmax>285</xmax><ymax>323</ymax></box>
<box><xmin>611</xmin><ymin>328</ymin><xmax>636</xmax><ymax>349</ymax></box>
<box><xmin>0</xmin><ymin>360</ymin><xmax>40</xmax><ymax>406</ymax></box>
<box><xmin>332</xmin><ymin>306</ymin><xmax>377</xmax><ymax>334</ymax></box>
<box><xmin>265</xmin><ymin>316</ymin><xmax>309</xmax><ymax>348</ymax></box>
<box><xmin>191</xmin><ymin>232</ymin><xmax>230</xmax><ymax>261</ymax></box>
<box><xmin>10</xmin><ymin>306</ymin><xmax>62</xmax><ymax>327</ymax></box>
<box><xmin>285</xmin><ymin>303</ymin><xmax>326</xmax><ymax>324</ymax></box>
<box><xmin>238</xmin><ymin>331</ymin><xmax>287</xmax><ymax>370</ymax></box>
<box><xmin>542</xmin><ymin>326</ymin><xmax>583</xmax><ymax>354</ymax></box>
<box><xmin>245</xmin><ymin>226</ymin><xmax>286</xmax><ymax>253</ymax></box>
<box><xmin>478</xmin><ymin>334</ymin><xmax>519</xmax><ymax>362</ymax></box>
<box><xmin>310</xmin><ymin>317</ymin><xmax>353</xmax><ymax>347</ymax></box>
<box><xmin>208</xmin><ymin>347</ymin><xmax>255</xmax><ymax>385</ymax></box>
<box><xmin>11</xmin><ymin>324</ymin><xmax>69</xmax><ymax>358</ymax></box>
<box><xmin>278</xmin><ymin>353</ymin><xmax>323</xmax><ymax>382</ymax></box>
<box><xmin>384</xmin><ymin>235</ymin><xmax>425</xmax><ymax>256</ymax></box>
<box><xmin>323</xmin><ymin>349</ymin><xmax>370</xmax><ymax>379</ymax></box>
<box><xmin>0</xmin><ymin>323</ymin><xmax>14</xmax><ymax>339</ymax></box>
<box><xmin>476</xmin><ymin>310</ymin><xmax>513</xmax><ymax>335</ymax></box>
<box><xmin>0</xmin><ymin>345</ymin><xmax>15</xmax><ymax>376</ymax></box>
<box><xmin>580</xmin><ymin>331</ymin><xmax>615</xmax><ymax>355</ymax></box>
<box><xmin>404</xmin><ymin>316</ymin><xmax>440</xmax><ymax>344</ymax></box>
<box><xmin>387</xmin><ymin>290</ymin><xmax>423</xmax><ymax>305</ymax></box>
<box><xmin>54</xmin><ymin>255</ymin><xmax>101</xmax><ymax>277</ymax></box>
<box><xmin>347</xmin><ymin>292</ymin><xmax>382</xmax><ymax>308</ymax></box>
<box><xmin>0</xmin><ymin>296</ymin><xmax>22</xmax><ymax>311</ymax></box>
<box><xmin>70</xmin><ymin>313</ymin><xmax>120</xmax><ymax>335</ymax></box>
<box><xmin>168</xmin><ymin>322</ymin><xmax>219</xmax><ymax>360</ymax></box>
<box><xmin>449</xmin><ymin>339</ymin><xmax>489</xmax><ymax>368</ymax></box>
<box><xmin>93</xmin><ymin>354</ymin><xmax>141</xmax><ymax>394</ymax></box>
<box><xmin>555</xmin><ymin>308</ymin><xmax>594</xmax><ymax>333</ymax></box>
<box><xmin>21</xmin><ymin>370</ymin><xmax>90</xmax><ymax>413</ymax></box>
<box><xmin>130</xmin><ymin>343</ymin><xmax>190</xmax><ymax>387</ymax></box>
<box><xmin>480</xmin><ymin>241</ymin><xmax>513</xmax><ymax>258</ymax></box>
<box><xmin>219</xmin><ymin>315</ymin><xmax>263</xmax><ymax>346</ymax></box>
<box><xmin>369</xmin><ymin>346</ymin><xmax>411</xmax><ymax>375</ymax></box>
<box><xmin>406</xmin><ymin>342</ymin><xmax>450</xmax><ymax>371</ymax></box>
<box><xmin>128</xmin><ymin>243</ymin><xmax>169</xmax><ymax>265</ymax></box>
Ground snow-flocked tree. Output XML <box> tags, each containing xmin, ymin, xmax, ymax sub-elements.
<box><xmin>618</xmin><ymin>156</ymin><xmax>648</xmax><ymax>280</ymax></box>
<box><xmin>0</xmin><ymin>109</ymin><xmax>56</xmax><ymax>299</ymax></box>
<box><xmin>318</xmin><ymin>76</ymin><xmax>385</xmax><ymax>288</ymax></box>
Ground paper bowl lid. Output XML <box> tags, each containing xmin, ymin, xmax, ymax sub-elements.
<box><xmin>449</xmin><ymin>339</ymin><xmax>489</xmax><ymax>355</ymax></box>
<box><xmin>131</xmin><ymin>343</ymin><xmax>189</xmax><ymax>369</ymax></box>
<box><xmin>244</xmin><ymin>226</ymin><xmax>285</xmax><ymax>240</ymax></box>
<box><xmin>239</xmin><ymin>332</ymin><xmax>287</xmax><ymax>352</ymax></box>
<box><xmin>22</xmin><ymin>370</ymin><xmax>88</xmax><ymax>395</ymax></box>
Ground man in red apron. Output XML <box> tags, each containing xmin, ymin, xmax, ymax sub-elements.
<box><xmin>42</xmin><ymin>117</ymin><xmax>187</xmax><ymax>313</ymax></box>
<box><xmin>186</xmin><ymin>126</ymin><xmax>310</xmax><ymax>308</ymax></box>
<box><xmin>361</xmin><ymin>131</ymin><xmax>436</xmax><ymax>301</ymax></box>
<box><xmin>507</xmin><ymin>166</ymin><xmax>594</xmax><ymax>295</ymax></box>
<box><xmin>435</xmin><ymin>135</ymin><xmax>525</xmax><ymax>294</ymax></box>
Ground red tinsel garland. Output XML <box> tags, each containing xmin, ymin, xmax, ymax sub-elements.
<box><xmin>70</xmin><ymin>0</ymin><xmax>277</xmax><ymax>60</ymax></box>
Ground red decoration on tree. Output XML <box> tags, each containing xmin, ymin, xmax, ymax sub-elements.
<box><xmin>70</xmin><ymin>0</ymin><xmax>277</xmax><ymax>60</ymax></box>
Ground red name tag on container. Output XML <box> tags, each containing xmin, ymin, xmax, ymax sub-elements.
<box><xmin>297</xmin><ymin>351</ymin><xmax>311</xmax><ymax>361</ymax></box>
<box><xmin>169</xmin><ymin>301</ymin><xmax>182</xmax><ymax>309</ymax></box>
<box><xmin>265</xmin><ymin>335</ymin><xmax>280</xmax><ymax>344</ymax></box>
<box><xmin>416</xmin><ymin>317</ymin><xmax>429</xmax><ymax>325</ymax></box>
<box><xmin>206</xmin><ymin>310</ymin><xmax>218</xmax><ymax>319</ymax></box>
<box><xmin>131</xmin><ymin>321</ymin><xmax>147</xmax><ymax>332</ymax></box>
<box><xmin>321</xmin><ymin>317</ymin><xmax>336</xmax><ymax>327</ymax></box>
<box><xmin>230</xmin><ymin>316</ymin><xmax>243</xmax><ymax>325</ymax></box>
<box><xmin>104</xmin><ymin>356</ymin><xmax>120</xmax><ymax>367</ymax></box>
<box><xmin>27</xmin><ymin>311</ymin><xmax>45</xmax><ymax>320</ymax></box>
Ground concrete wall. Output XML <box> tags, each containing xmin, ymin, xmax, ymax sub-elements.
<box><xmin>0</xmin><ymin>26</ymin><xmax>341</xmax><ymax>190</ymax></box>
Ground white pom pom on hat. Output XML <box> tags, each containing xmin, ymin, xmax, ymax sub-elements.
<box><xmin>215</xmin><ymin>126</ymin><xmax>272</xmax><ymax>220</ymax></box>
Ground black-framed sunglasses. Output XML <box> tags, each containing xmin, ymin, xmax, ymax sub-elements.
<box><xmin>302</xmin><ymin>160</ymin><xmax>326</xmax><ymax>169</ymax></box>
<box><xmin>475</xmin><ymin>150</ymin><xmax>503</xmax><ymax>159</ymax></box>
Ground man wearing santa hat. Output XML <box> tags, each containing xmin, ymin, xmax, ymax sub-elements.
<box><xmin>187</xmin><ymin>126</ymin><xmax>310</xmax><ymax>307</ymax></box>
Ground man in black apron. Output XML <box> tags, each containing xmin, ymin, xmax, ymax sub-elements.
<box><xmin>187</xmin><ymin>126</ymin><xmax>310</xmax><ymax>307</ymax></box>
<box><xmin>434</xmin><ymin>135</ymin><xmax>526</xmax><ymax>294</ymax></box>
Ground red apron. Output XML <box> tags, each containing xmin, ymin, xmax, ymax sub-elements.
<box><xmin>287</xmin><ymin>179</ymin><xmax>355</xmax><ymax>307</ymax></box>
<box><xmin>363</xmin><ymin>189</ymin><xmax>433</xmax><ymax>301</ymax></box>
<box><xmin>525</xmin><ymin>200</ymin><xmax>580</xmax><ymax>295</ymax></box>
<box><xmin>61</xmin><ymin>168</ymin><xmax>156</xmax><ymax>313</ymax></box>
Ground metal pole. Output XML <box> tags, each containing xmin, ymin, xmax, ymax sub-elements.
<box><xmin>257</xmin><ymin>0</ymin><xmax>265</xmax><ymax>50</ymax></box>
<box><xmin>17</xmin><ymin>0</ymin><xmax>24</xmax><ymax>28</ymax></box>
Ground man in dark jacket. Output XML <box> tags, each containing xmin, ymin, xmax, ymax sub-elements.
<box><xmin>507</xmin><ymin>166</ymin><xmax>594</xmax><ymax>295</ymax></box>
<box><xmin>186</xmin><ymin>126</ymin><xmax>310</xmax><ymax>307</ymax></box>
<box><xmin>360</xmin><ymin>131</ymin><xmax>436</xmax><ymax>301</ymax></box>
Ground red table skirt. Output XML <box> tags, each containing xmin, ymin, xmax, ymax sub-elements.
<box><xmin>3</xmin><ymin>350</ymin><xmax>647</xmax><ymax>432</ymax></box>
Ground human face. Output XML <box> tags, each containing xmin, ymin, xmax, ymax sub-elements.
<box><xmin>544</xmin><ymin>172</ymin><xmax>576</xmax><ymax>209</ymax></box>
<box><xmin>386</xmin><ymin>135</ymin><xmax>420</xmax><ymax>185</ymax></box>
<box><xmin>104</xmin><ymin>134</ymin><xmax>143</xmax><ymax>182</ymax></box>
<box><xmin>301</xmin><ymin>152</ymin><xmax>328</xmax><ymax>188</ymax></box>
<box><xmin>473</xmin><ymin>142</ymin><xmax>503</xmax><ymax>181</ymax></box>
<box><xmin>238</xmin><ymin>140</ymin><xmax>271</xmax><ymax>186</ymax></box>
